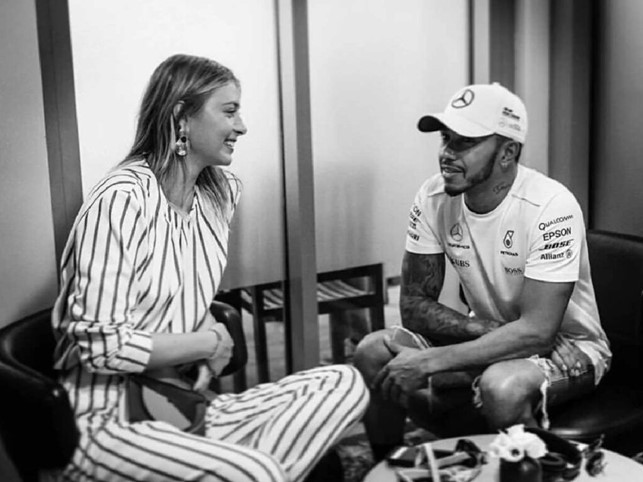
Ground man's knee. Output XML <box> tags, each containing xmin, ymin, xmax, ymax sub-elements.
<box><xmin>477</xmin><ymin>361</ymin><xmax>543</xmax><ymax>427</ymax></box>
<box><xmin>353</xmin><ymin>329</ymin><xmax>395</xmax><ymax>383</ymax></box>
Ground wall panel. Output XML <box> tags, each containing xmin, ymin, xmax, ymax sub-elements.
<box><xmin>309</xmin><ymin>0</ymin><xmax>469</xmax><ymax>283</ymax></box>
<box><xmin>68</xmin><ymin>0</ymin><xmax>285</xmax><ymax>289</ymax></box>
<box><xmin>591</xmin><ymin>0</ymin><xmax>643</xmax><ymax>235</ymax></box>
<box><xmin>0</xmin><ymin>0</ymin><xmax>58</xmax><ymax>326</ymax></box>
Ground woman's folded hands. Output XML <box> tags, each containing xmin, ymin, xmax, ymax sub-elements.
<box><xmin>192</xmin><ymin>312</ymin><xmax>235</xmax><ymax>392</ymax></box>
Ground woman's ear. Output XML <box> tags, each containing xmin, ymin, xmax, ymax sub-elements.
<box><xmin>172</xmin><ymin>101</ymin><xmax>185</xmax><ymax>119</ymax></box>
<box><xmin>173</xmin><ymin>102</ymin><xmax>187</xmax><ymax>133</ymax></box>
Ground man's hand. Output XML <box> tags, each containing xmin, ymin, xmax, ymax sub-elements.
<box><xmin>551</xmin><ymin>334</ymin><xmax>588</xmax><ymax>377</ymax></box>
<box><xmin>372</xmin><ymin>335</ymin><xmax>430</xmax><ymax>407</ymax></box>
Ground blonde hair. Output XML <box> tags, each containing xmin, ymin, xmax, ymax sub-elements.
<box><xmin>121</xmin><ymin>54</ymin><xmax>240</xmax><ymax>220</ymax></box>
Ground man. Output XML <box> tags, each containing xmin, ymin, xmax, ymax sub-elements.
<box><xmin>354</xmin><ymin>83</ymin><xmax>611</xmax><ymax>461</ymax></box>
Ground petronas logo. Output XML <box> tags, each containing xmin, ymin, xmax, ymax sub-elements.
<box><xmin>503</xmin><ymin>230</ymin><xmax>515</xmax><ymax>249</ymax></box>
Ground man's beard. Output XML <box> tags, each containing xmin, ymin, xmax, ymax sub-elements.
<box><xmin>444</xmin><ymin>153</ymin><xmax>496</xmax><ymax>197</ymax></box>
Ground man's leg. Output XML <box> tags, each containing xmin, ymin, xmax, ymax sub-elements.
<box><xmin>476</xmin><ymin>355</ymin><xmax>595</xmax><ymax>430</ymax></box>
<box><xmin>353</xmin><ymin>327</ymin><xmax>477</xmax><ymax>459</ymax></box>
<box><xmin>353</xmin><ymin>328</ymin><xmax>407</xmax><ymax>461</ymax></box>
<box><xmin>406</xmin><ymin>374</ymin><xmax>483</xmax><ymax>436</ymax></box>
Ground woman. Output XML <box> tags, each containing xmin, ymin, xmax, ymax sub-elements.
<box><xmin>48</xmin><ymin>54</ymin><xmax>368</xmax><ymax>481</ymax></box>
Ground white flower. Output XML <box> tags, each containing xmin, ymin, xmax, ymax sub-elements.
<box><xmin>488</xmin><ymin>424</ymin><xmax>548</xmax><ymax>461</ymax></box>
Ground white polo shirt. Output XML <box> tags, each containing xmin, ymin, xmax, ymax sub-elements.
<box><xmin>406</xmin><ymin>164</ymin><xmax>611</xmax><ymax>382</ymax></box>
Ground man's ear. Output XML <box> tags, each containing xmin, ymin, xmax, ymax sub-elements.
<box><xmin>499</xmin><ymin>140</ymin><xmax>520</xmax><ymax>167</ymax></box>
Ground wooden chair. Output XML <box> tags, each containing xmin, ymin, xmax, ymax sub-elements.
<box><xmin>233</xmin><ymin>263</ymin><xmax>386</xmax><ymax>383</ymax></box>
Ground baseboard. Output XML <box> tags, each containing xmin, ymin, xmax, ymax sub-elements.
<box><xmin>386</xmin><ymin>276</ymin><xmax>401</xmax><ymax>287</ymax></box>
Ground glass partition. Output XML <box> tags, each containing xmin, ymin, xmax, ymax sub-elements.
<box><xmin>308</xmin><ymin>0</ymin><xmax>470</xmax><ymax>358</ymax></box>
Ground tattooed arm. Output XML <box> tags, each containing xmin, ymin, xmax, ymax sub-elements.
<box><xmin>376</xmin><ymin>275</ymin><xmax>576</xmax><ymax>398</ymax></box>
<box><xmin>400</xmin><ymin>251</ymin><xmax>502</xmax><ymax>344</ymax></box>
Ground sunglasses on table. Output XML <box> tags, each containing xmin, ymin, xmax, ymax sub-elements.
<box><xmin>583</xmin><ymin>434</ymin><xmax>606</xmax><ymax>477</ymax></box>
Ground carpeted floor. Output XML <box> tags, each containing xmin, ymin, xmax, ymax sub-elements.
<box><xmin>335</xmin><ymin>421</ymin><xmax>437</xmax><ymax>482</ymax></box>
<box><xmin>335</xmin><ymin>426</ymin><xmax>375</xmax><ymax>482</ymax></box>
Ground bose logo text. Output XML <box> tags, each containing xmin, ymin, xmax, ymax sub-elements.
<box><xmin>542</xmin><ymin>240</ymin><xmax>572</xmax><ymax>250</ymax></box>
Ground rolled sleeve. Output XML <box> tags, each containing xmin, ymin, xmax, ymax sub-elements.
<box><xmin>62</xmin><ymin>187</ymin><xmax>153</xmax><ymax>374</ymax></box>
<box><xmin>69</xmin><ymin>323</ymin><xmax>153</xmax><ymax>374</ymax></box>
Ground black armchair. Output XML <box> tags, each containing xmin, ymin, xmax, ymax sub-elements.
<box><xmin>0</xmin><ymin>301</ymin><xmax>247</xmax><ymax>481</ymax></box>
<box><xmin>547</xmin><ymin>229</ymin><xmax>643</xmax><ymax>454</ymax></box>
<box><xmin>408</xmin><ymin>230</ymin><xmax>643</xmax><ymax>455</ymax></box>
<box><xmin>0</xmin><ymin>309</ymin><xmax>77</xmax><ymax>482</ymax></box>
<box><xmin>211</xmin><ymin>301</ymin><xmax>247</xmax><ymax>376</ymax></box>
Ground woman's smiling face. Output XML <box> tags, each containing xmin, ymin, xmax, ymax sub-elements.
<box><xmin>187</xmin><ymin>81</ymin><xmax>247</xmax><ymax>168</ymax></box>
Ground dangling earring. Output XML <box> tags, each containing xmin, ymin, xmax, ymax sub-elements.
<box><xmin>175</xmin><ymin>128</ymin><xmax>188</xmax><ymax>157</ymax></box>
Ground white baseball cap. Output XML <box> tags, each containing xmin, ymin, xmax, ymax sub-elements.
<box><xmin>417</xmin><ymin>83</ymin><xmax>528</xmax><ymax>143</ymax></box>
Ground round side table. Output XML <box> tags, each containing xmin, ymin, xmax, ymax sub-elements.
<box><xmin>363</xmin><ymin>434</ymin><xmax>643</xmax><ymax>482</ymax></box>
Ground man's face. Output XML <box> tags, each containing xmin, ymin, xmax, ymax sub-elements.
<box><xmin>438</xmin><ymin>129</ymin><xmax>500</xmax><ymax>196</ymax></box>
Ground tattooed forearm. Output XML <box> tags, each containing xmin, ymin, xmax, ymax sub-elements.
<box><xmin>400</xmin><ymin>251</ymin><xmax>502</xmax><ymax>343</ymax></box>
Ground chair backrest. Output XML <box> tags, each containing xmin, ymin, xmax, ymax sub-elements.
<box><xmin>0</xmin><ymin>309</ymin><xmax>78</xmax><ymax>480</ymax></box>
<box><xmin>587</xmin><ymin>230</ymin><xmax>643</xmax><ymax>384</ymax></box>
<box><xmin>210</xmin><ymin>300</ymin><xmax>248</xmax><ymax>376</ymax></box>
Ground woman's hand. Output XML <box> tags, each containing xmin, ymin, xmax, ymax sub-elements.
<box><xmin>191</xmin><ymin>312</ymin><xmax>234</xmax><ymax>392</ymax></box>
<box><xmin>206</xmin><ymin>322</ymin><xmax>234</xmax><ymax>376</ymax></box>
<box><xmin>192</xmin><ymin>361</ymin><xmax>213</xmax><ymax>393</ymax></box>
<box><xmin>196</xmin><ymin>310</ymin><xmax>234</xmax><ymax>378</ymax></box>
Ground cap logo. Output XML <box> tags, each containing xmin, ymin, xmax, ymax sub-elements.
<box><xmin>451</xmin><ymin>89</ymin><xmax>475</xmax><ymax>109</ymax></box>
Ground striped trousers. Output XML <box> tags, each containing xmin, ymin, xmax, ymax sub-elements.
<box><xmin>45</xmin><ymin>365</ymin><xmax>368</xmax><ymax>482</ymax></box>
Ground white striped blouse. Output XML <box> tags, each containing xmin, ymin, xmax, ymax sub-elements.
<box><xmin>51</xmin><ymin>159</ymin><xmax>238</xmax><ymax>417</ymax></box>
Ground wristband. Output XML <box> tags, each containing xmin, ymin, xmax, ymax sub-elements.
<box><xmin>208</xmin><ymin>326</ymin><xmax>222</xmax><ymax>358</ymax></box>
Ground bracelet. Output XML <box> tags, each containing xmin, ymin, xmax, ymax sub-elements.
<box><xmin>208</xmin><ymin>325</ymin><xmax>222</xmax><ymax>357</ymax></box>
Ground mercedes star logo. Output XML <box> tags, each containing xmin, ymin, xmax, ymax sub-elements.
<box><xmin>450</xmin><ymin>223</ymin><xmax>464</xmax><ymax>242</ymax></box>
<box><xmin>451</xmin><ymin>89</ymin><xmax>475</xmax><ymax>109</ymax></box>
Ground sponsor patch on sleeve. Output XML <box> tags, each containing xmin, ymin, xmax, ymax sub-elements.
<box><xmin>536</xmin><ymin>213</ymin><xmax>577</xmax><ymax>263</ymax></box>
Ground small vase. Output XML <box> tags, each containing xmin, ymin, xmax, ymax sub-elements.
<box><xmin>499</xmin><ymin>456</ymin><xmax>542</xmax><ymax>482</ymax></box>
